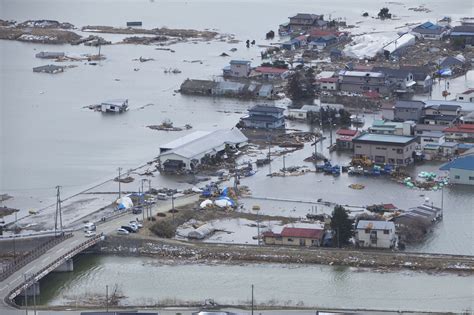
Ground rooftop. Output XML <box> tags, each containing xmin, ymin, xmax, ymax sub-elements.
<box><xmin>395</xmin><ymin>100</ymin><xmax>425</xmax><ymax>110</ymax></box>
<box><xmin>353</xmin><ymin>133</ymin><xmax>418</xmax><ymax>145</ymax></box>
<box><xmin>440</xmin><ymin>154</ymin><xmax>474</xmax><ymax>171</ymax></box>
<box><xmin>336</xmin><ymin>129</ymin><xmax>358</xmax><ymax>136</ymax></box>
<box><xmin>372</xmin><ymin>67</ymin><xmax>412</xmax><ymax>79</ymax></box>
<box><xmin>339</xmin><ymin>70</ymin><xmax>384</xmax><ymax>78</ymax></box>
<box><xmin>160</xmin><ymin>129</ymin><xmax>248</xmax><ymax>159</ymax></box>
<box><xmin>460</xmin><ymin>89</ymin><xmax>474</xmax><ymax>95</ymax></box>
<box><xmin>254</xmin><ymin>66</ymin><xmax>288</xmax><ymax>74</ymax></box>
<box><xmin>451</xmin><ymin>25</ymin><xmax>474</xmax><ymax>34</ymax></box>
<box><xmin>230</xmin><ymin>60</ymin><xmax>251</xmax><ymax>65</ymax></box>
<box><xmin>443</xmin><ymin>124</ymin><xmax>474</xmax><ymax>133</ymax></box>
<box><xmin>280</xmin><ymin>227</ymin><xmax>324</xmax><ymax>239</ymax></box>
<box><xmin>356</xmin><ymin>220</ymin><xmax>395</xmax><ymax>230</ymax></box>
<box><xmin>249</xmin><ymin>105</ymin><xmax>285</xmax><ymax>113</ymax></box>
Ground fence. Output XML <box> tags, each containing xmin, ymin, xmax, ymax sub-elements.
<box><xmin>0</xmin><ymin>233</ymin><xmax>72</xmax><ymax>282</ymax></box>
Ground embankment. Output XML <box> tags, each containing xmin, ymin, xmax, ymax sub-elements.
<box><xmin>92</xmin><ymin>235</ymin><xmax>474</xmax><ymax>273</ymax></box>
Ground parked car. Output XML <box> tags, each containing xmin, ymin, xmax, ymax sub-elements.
<box><xmin>132</xmin><ymin>206</ymin><xmax>143</xmax><ymax>214</ymax></box>
<box><xmin>129</xmin><ymin>221</ymin><xmax>143</xmax><ymax>228</ymax></box>
<box><xmin>157</xmin><ymin>193</ymin><xmax>169</xmax><ymax>200</ymax></box>
<box><xmin>120</xmin><ymin>225</ymin><xmax>135</xmax><ymax>233</ymax></box>
<box><xmin>84</xmin><ymin>230</ymin><xmax>96</xmax><ymax>238</ymax></box>
<box><xmin>117</xmin><ymin>228</ymin><xmax>130</xmax><ymax>235</ymax></box>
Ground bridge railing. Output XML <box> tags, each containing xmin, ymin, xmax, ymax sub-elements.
<box><xmin>5</xmin><ymin>233</ymin><xmax>104</xmax><ymax>307</ymax></box>
<box><xmin>0</xmin><ymin>233</ymin><xmax>73</xmax><ymax>282</ymax></box>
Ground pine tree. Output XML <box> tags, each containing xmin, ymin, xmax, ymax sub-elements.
<box><xmin>330</xmin><ymin>205</ymin><xmax>354</xmax><ymax>247</ymax></box>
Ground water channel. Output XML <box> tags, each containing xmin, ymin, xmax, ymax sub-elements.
<box><xmin>30</xmin><ymin>254</ymin><xmax>473</xmax><ymax>313</ymax></box>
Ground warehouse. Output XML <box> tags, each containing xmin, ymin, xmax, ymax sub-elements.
<box><xmin>158</xmin><ymin>129</ymin><xmax>248</xmax><ymax>173</ymax></box>
<box><xmin>352</xmin><ymin>133</ymin><xmax>418</xmax><ymax>166</ymax></box>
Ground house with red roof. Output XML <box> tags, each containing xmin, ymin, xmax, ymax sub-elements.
<box><xmin>443</xmin><ymin>124</ymin><xmax>474</xmax><ymax>142</ymax></box>
<box><xmin>336</xmin><ymin>128</ymin><xmax>360</xmax><ymax>150</ymax></box>
<box><xmin>253</xmin><ymin>66</ymin><xmax>289</xmax><ymax>80</ymax></box>
<box><xmin>263</xmin><ymin>227</ymin><xmax>324</xmax><ymax>247</ymax></box>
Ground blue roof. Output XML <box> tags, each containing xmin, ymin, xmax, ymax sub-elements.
<box><xmin>459</xmin><ymin>143</ymin><xmax>474</xmax><ymax>150</ymax></box>
<box><xmin>419</xmin><ymin>21</ymin><xmax>441</xmax><ymax>30</ymax></box>
<box><xmin>440</xmin><ymin>155</ymin><xmax>474</xmax><ymax>171</ymax></box>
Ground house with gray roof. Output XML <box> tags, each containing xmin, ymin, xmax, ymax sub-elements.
<box><xmin>394</xmin><ymin>100</ymin><xmax>425</xmax><ymax>122</ymax></box>
<box><xmin>352</xmin><ymin>133</ymin><xmax>418</xmax><ymax>165</ymax></box>
<box><xmin>240</xmin><ymin>105</ymin><xmax>285</xmax><ymax>129</ymax></box>
<box><xmin>450</xmin><ymin>25</ymin><xmax>474</xmax><ymax>46</ymax></box>
<box><xmin>400</xmin><ymin>65</ymin><xmax>433</xmax><ymax>93</ymax></box>
<box><xmin>372</xmin><ymin>67</ymin><xmax>416</xmax><ymax>94</ymax></box>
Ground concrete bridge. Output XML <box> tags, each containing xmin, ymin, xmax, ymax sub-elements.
<box><xmin>0</xmin><ymin>194</ymin><xmax>199</xmax><ymax>313</ymax></box>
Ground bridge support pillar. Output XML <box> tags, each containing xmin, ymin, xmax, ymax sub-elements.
<box><xmin>18</xmin><ymin>282</ymin><xmax>40</xmax><ymax>297</ymax></box>
<box><xmin>53</xmin><ymin>258</ymin><xmax>74</xmax><ymax>272</ymax></box>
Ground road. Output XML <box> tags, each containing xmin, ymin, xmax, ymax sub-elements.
<box><xmin>0</xmin><ymin>194</ymin><xmax>199</xmax><ymax>312</ymax></box>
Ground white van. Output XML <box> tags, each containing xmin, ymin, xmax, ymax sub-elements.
<box><xmin>84</xmin><ymin>222</ymin><xmax>96</xmax><ymax>232</ymax></box>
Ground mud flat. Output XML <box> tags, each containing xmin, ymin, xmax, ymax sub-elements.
<box><xmin>94</xmin><ymin>235</ymin><xmax>474</xmax><ymax>274</ymax></box>
<box><xmin>82</xmin><ymin>25</ymin><xmax>218</xmax><ymax>40</ymax></box>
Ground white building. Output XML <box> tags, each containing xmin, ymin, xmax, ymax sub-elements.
<box><xmin>228</xmin><ymin>60</ymin><xmax>251</xmax><ymax>77</ymax></box>
<box><xmin>158</xmin><ymin>129</ymin><xmax>248</xmax><ymax>172</ymax></box>
<box><xmin>355</xmin><ymin>220</ymin><xmax>396</xmax><ymax>249</ymax></box>
<box><xmin>440</xmin><ymin>148</ymin><xmax>474</xmax><ymax>185</ymax></box>
<box><xmin>287</xmin><ymin>105</ymin><xmax>320</xmax><ymax>120</ymax></box>
<box><xmin>456</xmin><ymin>89</ymin><xmax>474</xmax><ymax>103</ymax></box>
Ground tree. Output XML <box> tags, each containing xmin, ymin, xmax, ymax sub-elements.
<box><xmin>330</xmin><ymin>205</ymin><xmax>353</xmax><ymax>247</ymax></box>
<box><xmin>287</xmin><ymin>71</ymin><xmax>314</xmax><ymax>102</ymax></box>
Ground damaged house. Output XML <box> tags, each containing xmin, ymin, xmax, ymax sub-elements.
<box><xmin>158</xmin><ymin>129</ymin><xmax>248</xmax><ymax>173</ymax></box>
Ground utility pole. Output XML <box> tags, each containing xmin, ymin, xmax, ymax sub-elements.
<box><xmin>13</xmin><ymin>210</ymin><xmax>17</xmax><ymax>260</ymax></box>
<box><xmin>24</xmin><ymin>274</ymin><xmax>28</xmax><ymax>315</ymax></box>
<box><xmin>54</xmin><ymin>186</ymin><xmax>63</xmax><ymax>237</ymax></box>
<box><xmin>106</xmin><ymin>285</ymin><xmax>109</xmax><ymax>312</ymax></box>
<box><xmin>251</xmin><ymin>284</ymin><xmax>254</xmax><ymax>315</ymax></box>
<box><xmin>267</xmin><ymin>135</ymin><xmax>272</xmax><ymax>177</ymax></box>
<box><xmin>171</xmin><ymin>195</ymin><xmax>175</xmax><ymax>225</ymax></box>
<box><xmin>117</xmin><ymin>167</ymin><xmax>122</xmax><ymax>198</ymax></box>
<box><xmin>282</xmin><ymin>155</ymin><xmax>286</xmax><ymax>176</ymax></box>
<box><xmin>329</xmin><ymin>116</ymin><xmax>333</xmax><ymax>147</ymax></box>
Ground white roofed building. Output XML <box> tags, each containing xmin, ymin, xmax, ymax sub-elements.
<box><xmin>158</xmin><ymin>129</ymin><xmax>248</xmax><ymax>173</ymax></box>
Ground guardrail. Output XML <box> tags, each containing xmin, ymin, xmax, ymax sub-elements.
<box><xmin>5</xmin><ymin>233</ymin><xmax>104</xmax><ymax>307</ymax></box>
<box><xmin>0</xmin><ymin>229</ymin><xmax>74</xmax><ymax>240</ymax></box>
<box><xmin>0</xmin><ymin>233</ymin><xmax>73</xmax><ymax>282</ymax></box>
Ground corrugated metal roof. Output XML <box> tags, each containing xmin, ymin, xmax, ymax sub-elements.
<box><xmin>160</xmin><ymin>129</ymin><xmax>247</xmax><ymax>159</ymax></box>
<box><xmin>440</xmin><ymin>154</ymin><xmax>474</xmax><ymax>171</ymax></box>
<box><xmin>353</xmin><ymin>133</ymin><xmax>417</xmax><ymax>144</ymax></box>
<box><xmin>281</xmin><ymin>227</ymin><xmax>324</xmax><ymax>239</ymax></box>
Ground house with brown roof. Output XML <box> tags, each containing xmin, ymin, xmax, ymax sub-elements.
<box><xmin>263</xmin><ymin>227</ymin><xmax>324</xmax><ymax>247</ymax></box>
<box><xmin>456</xmin><ymin>89</ymin><xmax>474</xmax><ymax>103</ymax></box>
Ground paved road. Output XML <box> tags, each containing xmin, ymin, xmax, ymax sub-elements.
<box><xmin>0</xmin><ymin>194</ymin><xmax>199</xmax><ymax>312</ymax></box>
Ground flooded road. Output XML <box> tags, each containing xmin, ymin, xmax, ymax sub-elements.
<box><xmin>34</xmin><ymin>254</ymin><xmax>474</xmax><ymax>313</ymax></box>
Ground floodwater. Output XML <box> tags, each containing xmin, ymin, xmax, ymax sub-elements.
<box><xmin>0</xmin><ymin>0</ymin><xmax>473</xmax><ymax>253</ymax></box>
<box><xmin>33</xmin><ymin>254</ymin><xmax>474</xmax><ymax>313</ymax></box>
